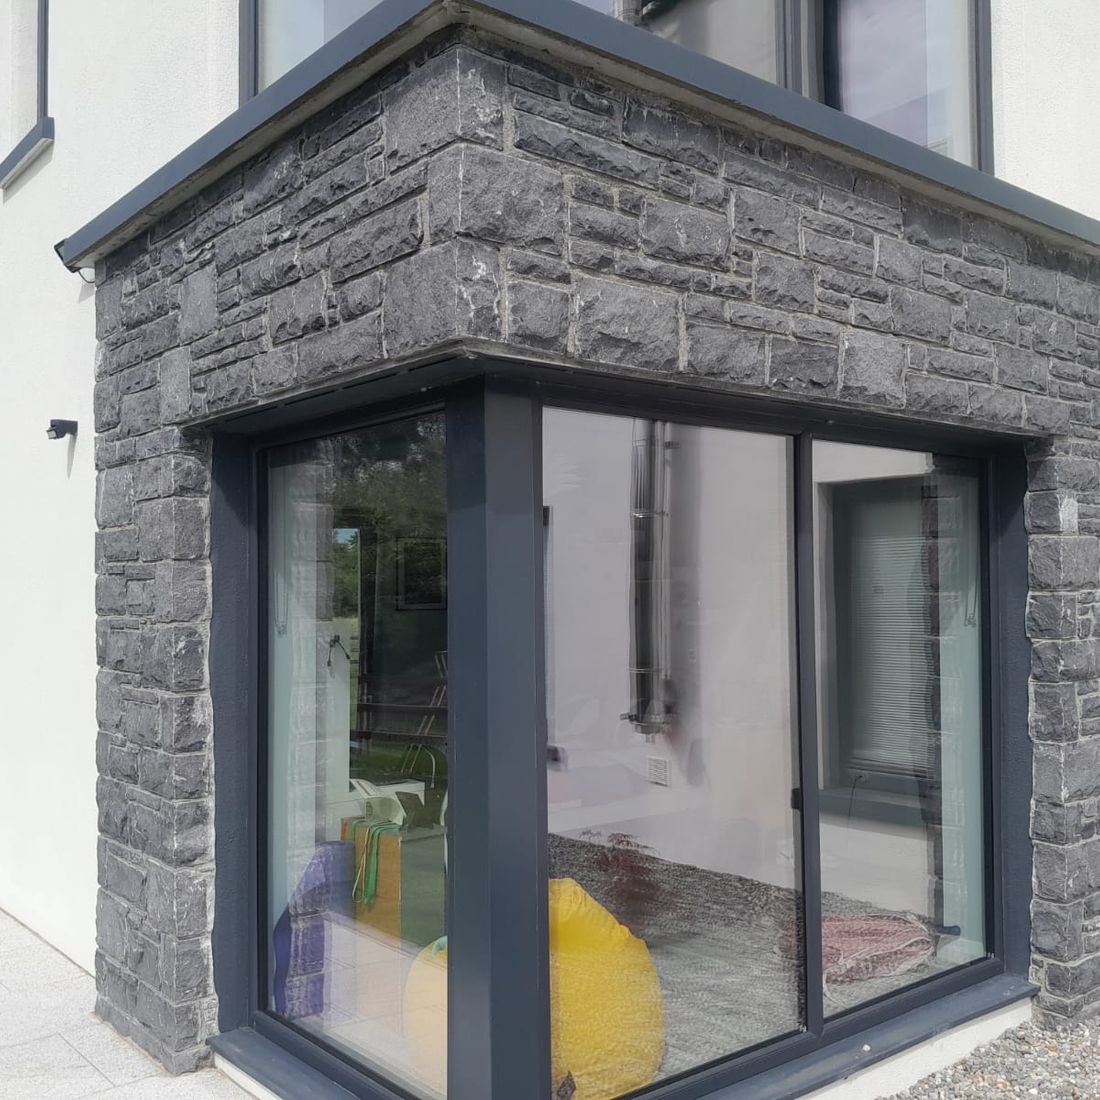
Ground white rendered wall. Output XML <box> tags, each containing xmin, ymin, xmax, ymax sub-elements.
<box><xmin>991</xmin><ymin>0</ymin><xmax>1100</xmax><ymax>220</ymax></box>
<box><xmin>0</xmin><ymin>0</ymin><xmax>238</xmax><ymax>972</ymax></box>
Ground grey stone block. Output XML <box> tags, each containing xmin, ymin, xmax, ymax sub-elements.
<box><xmin>1031</xmin><ymin>681</ymin><xmax>1080</xmax><ymax>743</ymax></box>
<box><xmin>514</xmin><ymin>111</ymin><xmax>661</xmax><ymax>187</ymax></box>
<box><xmin>684</xmin><ymin>323</ymin><xmax>765</xmax><ymax>383</ymax></box>
<box><xmin>385</xmin><ymin>48</ymin><xmax>503</xmax><ymax>170</ymax></box>
<box><xmin>838</xmin><ymin>331</ymin><xmax>906</xmax><ymax>407</ymax></box>
<box><xmin>905</xmin><ymin>372</ymin><xmax>968</xmax><ymax>417</ymax></box>
<box><xmin>642</xmin><ymin>197</ymin><xmax>729</xmax><ymax>267</ymax></box>
<box><xmin>875</xmin><ymin>236</ymin><xmax>923</xmax><ymax>286</ymax></box>
<box><xmin>1058</xmin><ymin>274</ymin><xmax>1100</xmax><ymax>324</ymax></box>
<box><xmin>1029</xmin><ymin>537</ymin><xmax>1100</xmax><ymax>591</ymax></box>
<box><xmin>1033</xmin><ymin>309</ymin><xmax>1078</xmax><ymax>359</ymax></box>
<box><xmin>507</xmin><ymin>280</ymin><xmax>570</xmax><ymax>353</ymax></box>
<box><xmin>1027</xmin><ymin>491</ymin><xmax>1079</xmax><ymax>535</ymax></box>
<box><xmin>431</xmin><ymin>145</ymin><xmax>565</xmax><ymax>254</ymax></box>
<box><xmin>902</xmin><ymin>200</ymin><xmax>963</xmax><ymax>255</ymax></box>
<box><xmin>330</xmin><ymin>199</ymin><xmax>422</xmax><ymax>282</ymax></box>
<box><xmin>734</xmin><ymin>190</ymin><xmax>800</xmax><ymax>255</ymax></box>
<box><xmin>1032</xmin><ymin>639</ymin><xmax>1100</xmax><ymax>682</ymax></box>
<box><xmin>623</xmin><ymin>100</ymin><xmax>721</xmax><ymax>172</ymax></box>
<box><xmin>97</xmin><ymin>468</ymin><xmax>134</xmax><ymax>528</ymax></box>
<box><xmin>297</xmin><ymin>311</ymin><xmax>383</xmax><ymax>383</ymax></box>
<box><xmin>891</xmin><ymin>286</ymin><xmax>952</xmax><ymax>342</ymax></box>
<box><xmin>383</xmin><ymin>240</ymin><xmax>502</xmax><ymax>357</ymax></box>
<box><xmin>996</xmin><ymin>344</ymin><xmax>1049</xmax><ymax>393</ymax></box>
<box><xmin>571</xmin><ymin>201</ymin><xmax>639</xmax><ymax>249</ymax></box>
<box><xmin>178</xmin><ymin>268</ymin><xmax>217</xmax><ymax>345</ymax></box>
<box><xmin>574</xmin><ymin>276</ymin><xmax>678</xmax><ymax>373</ymax></box>
<box><xmin>768</xmin><ymin>338</ymin><xmax>838</xmax><ymax>395</ymax></box>
<box><xmin>756</xmin><ymin>252</ymin><xmax>814</xmax><ymax>313</ymax></box>
<box><xmin>269</xmin><ymin>273</ymin><xmax>327</xmax><ymax>343</ymax></box>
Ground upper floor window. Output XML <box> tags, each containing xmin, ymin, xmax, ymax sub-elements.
<box><xmin>0</xmin><ymin>0</ymin><xmax>49</xmax><ymax>187</ymax></box>
<box><xmin>256</xmin><ymin>0</ymin><xmax>385</xmax><ymax>89</ymax></box>
<box><xmin>250</xmin><ymin>0</ymin><xmax>988</xmax><ymax>168</ymax></box>
<box><xmin>823</xmin><ymin>0</ymin><xmax>979</xmax><ymax>166</ymax></box>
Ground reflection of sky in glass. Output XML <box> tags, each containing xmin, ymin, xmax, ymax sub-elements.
<box><xmin>835</xmin><ymin>0</ymin><xmax>973</xmax><ymax>162</ymax></box>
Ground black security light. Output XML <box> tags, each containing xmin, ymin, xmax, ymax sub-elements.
<box><xmin>46</xmin><ymin>419</ymin><xmax>78</xmax><ymax>440</ymax></box>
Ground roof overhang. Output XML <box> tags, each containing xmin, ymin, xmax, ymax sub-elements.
<box><xmin>56</xmin><ymin>0</ymin><xmax>1100</xmax><ymax>271</ymax></box>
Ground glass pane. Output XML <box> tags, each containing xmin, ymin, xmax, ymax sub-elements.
<box><xmin>544</xmin><ymin>408</ymin><xmax>802</xmax><ymax>1098</ymax></box>
<box><xmin>831</xmin><ymin>0</ymin><xmax>976</xmax><ymax>165</ymax></box>
<box><xmin>575</xmin><ymin>0</ymin><xmax>780</xmax><ymax>84</ymax></box>
<box><xmin>814</xmin><ymin>441</ymin><xmax>986</xmax><ymax>1016</ymax></box>
<box><xmin>266</xmin><ymin>413</ymin><xmax>449</xmax><ymax>1098</ymax></box>
<box><xmin>258</xmin><ymin>0</ymin><xmax>385</xmax><ymax>88</ymax></box>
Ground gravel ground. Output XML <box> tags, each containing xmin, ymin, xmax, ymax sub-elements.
<box><xmin>887</xmin><ymin>1019</ymin><xmax>1100</xmax><ymax>1099</ymax></box>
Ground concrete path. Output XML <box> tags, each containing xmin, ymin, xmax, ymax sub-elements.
<box><xmin>0</xmin><ymin>909</ymin><xmax>251</xmax><ymax>1100</ymax></box>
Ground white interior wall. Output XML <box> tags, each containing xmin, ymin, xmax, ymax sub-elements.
<box><xmin>0</xmin><ymin>0</ymin><xmax>238</xmax><ymax>972</ymax></box>
<box><xmin>545</xmin><ymin>410</ymin><xmax>799</xmax><ymax>892</ymax></box>
<box><xmin>991</xmin><ymin>0</ymin><xmax>1100</xmax><ymax>219</ymax></box>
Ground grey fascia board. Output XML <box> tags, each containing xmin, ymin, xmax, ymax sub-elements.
<box><xmin>0</xmin><ymin>115</ymin><xmax>54</xmax><ymax>190</ymax></box>
<box><xmin>57</xmin><ymin>0</ymin><xmax>1100</xmax><ymax>270</ymax></box>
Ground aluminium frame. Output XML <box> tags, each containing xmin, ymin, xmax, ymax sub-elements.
<box><xmin>208</xmin><ymin>360</ymin><xmax>1032</xmax><ymax>1100</ymax></box>
<box><xmin>0</xmin><ymin>0</ymin><xmax>53</xmax><ymax>190</ymax></box>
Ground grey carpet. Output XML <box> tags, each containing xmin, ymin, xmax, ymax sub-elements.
<box><xmin>549</xmin><ymin>834</ymin><xmax>953</xmax><ymax>1081</ymax></box>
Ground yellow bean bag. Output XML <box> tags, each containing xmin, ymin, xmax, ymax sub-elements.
<box><xmin>403</xmin><ymin>878</ymin><xmax>664</xmax><ymax>1100</ymax></box>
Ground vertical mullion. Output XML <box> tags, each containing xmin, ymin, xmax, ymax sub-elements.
<box><xmin>782</xmin><ymin>0</ymin><xmax>803</xmax><ymax>95</ymax></box>
<box><xmin>37</xmin><ymin>0</ymin><xmax>48</xmax><ymax>119</ymax></box>
<box><xmin>974</xmin><ymin>0</ymin><xmax>995</xmax><ymax>173</ymax></box>
<box><xmin>795</xmin><ymin>431</ymin><xmax>824</xmax><ymax>1038</ymax></box>
<box><xmin>239</xmin><ymin>0</ymin><xmax>259</xmax><ymax>104</ymax></box>
<box><xmin>446</xmin><ymin>383</ymin><xmax>550</xmax><ymax>1100</ymax></box>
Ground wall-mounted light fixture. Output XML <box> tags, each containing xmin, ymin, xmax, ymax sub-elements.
<box><xmin>46</xmin><ymin>419</ymin><xmax>78</xmax><ymax>440</ymax></box>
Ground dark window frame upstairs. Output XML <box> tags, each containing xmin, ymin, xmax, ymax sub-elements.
<box><xmin>209</xmin><ymin>360</ymin><xmax>1033</xmax><ymax>1100</ymax></box>
<box><xmin>239</xmin><ymin>0</ymin><xmax>992</xmax><ymax>171</ymax></box>
<box><xmin>0</xmin><ymin>0</ymin><xmax>53</xmax><ymax>190</ymax></box>
<box><xmin>819</xmin><ymin>0</ymin><xmax>994</xmax><ymax>172</ymax></box>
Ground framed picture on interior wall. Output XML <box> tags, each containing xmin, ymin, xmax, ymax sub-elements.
<box><xmin>396</xmin><ymin>536</ymin><xmax>447</xmax><ymax>610</ymax></box>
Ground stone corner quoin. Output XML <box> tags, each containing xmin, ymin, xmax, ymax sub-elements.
<box><xmin>89</xmin><ymin>25</ymin><xmax>1100</xmax><ymax>1068</ymax></box>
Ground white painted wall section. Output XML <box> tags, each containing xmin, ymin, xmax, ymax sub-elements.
<box><xmin>991</xmin><ymin>0</ymin><xmax>1100</xmax><ymax>220</ymax></box>
<box><xmin>0</xmin><ymin>0</ymin><xmax>239</xmax><ymax>973</ymax></box>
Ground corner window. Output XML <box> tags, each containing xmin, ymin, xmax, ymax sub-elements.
<box><xmin>0</xmin><ymin>0</ymin><xmax>51</xmax><ymax>189</ymax></box>
<box><xmin>540</xmin><ymin>407</ymin><xmax>990</xmax><ymax>1097</ymax></box>
<box><xmin>244</xmin><ymin>384</ymin><xmax>1007</xmax><ymax>1100</ymax></box>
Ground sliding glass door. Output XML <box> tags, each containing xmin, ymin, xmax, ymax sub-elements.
<box><xmin>541</xmin><ymin>407</ymin><xmax>989</xmax><ymax>1099</ymax></box>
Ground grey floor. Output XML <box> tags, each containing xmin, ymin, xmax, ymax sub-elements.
<box><xmin>549</xmin><ymin>834</ymin><xmax>954</xmax><ymax>1081</ymax></box>
<box><xmin>0</xmin><ymin>909</ymin><xmax>249</xmax><ymax>1100</ymax></box>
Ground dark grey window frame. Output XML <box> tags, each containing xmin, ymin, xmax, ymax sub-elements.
<box><xmin>208</xmin><ymin>359</ymin><xmax>1033</xmax><ymax>1100</ymax></box>
<box><xmin>0</xmin><ymin>0</ymin><xmax>53</xmax><ymax>189</ymax></box>
<box><xmin>819</xmin><ymin>0</ymin><xmax>994</xmax><ymax>172</ymax></box>
<box><xmin>238</xmin><ymin>0</ymin><xmax>992</xmax><ymax>171</ymax></box>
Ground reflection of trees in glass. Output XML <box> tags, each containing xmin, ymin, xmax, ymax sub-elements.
<box><xmin>331</xmin><ymin>414</ymin><xmax>447</xmax><ymax>545</ymax></box>
<box><xmin>333</xmin><ymin>529</ymin><xmax>361</xmax><ymax>619</ymax></box>
<box><xmin>328</xmin><ymin>414</ymin><xmax>449</xmax><ymax>735</ymax></box>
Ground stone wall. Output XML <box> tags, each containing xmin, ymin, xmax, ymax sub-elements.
<box><xmin>92</xmin><ymin>25</ymin><xmax>1100</xmax><ymax>1071</ymax></box>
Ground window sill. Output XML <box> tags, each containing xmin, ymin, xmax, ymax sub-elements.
<box><xmin>210</xmin><ymin>973</ymin><xmax>1035</xmax><ymax>1100</ymax></box>
<box><xmin>0</xmin><ymin>116</ymin><xmax>54</xmax><ymax>190</ymax></box>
